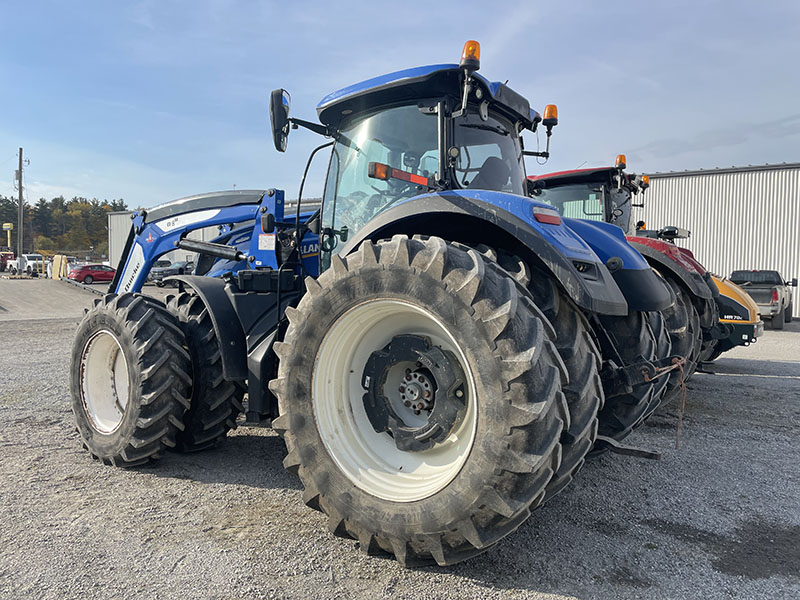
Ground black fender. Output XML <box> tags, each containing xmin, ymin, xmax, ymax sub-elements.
<box><xmin>627</xmin><ymin>240</ymin><xmax>713</xmax><ymax>301</ymax></box>
<box><xmin>612</xmin><ymin>268</ymin><xmax>676</xmax><ymax>312</ymax></box>
<box><xmin>166</xmin><ymin>274</ymin><xmax>300</xmax><ymax>421</ymax></box>
<box><xmin>164</xmin><ymin>275</ymin><xmax>248</xmax><ymax>381</ymax></box>
<box><xmin>698</xmin><ymin>272</ymin><xmax>720</xmax><ymax>330</ymax></box>
<box><xmin>337</xmin><ymin>193</ymin><xmax>628</xmax><ymax>316</ymax></box>
<box><xmin>562</xmin><ymin>218</ymin><xmax>673</xmax><ymax>312</ymax></box>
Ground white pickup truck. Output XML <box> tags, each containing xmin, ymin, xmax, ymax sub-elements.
<box><xmin>6</xmin><ymin>253</ymin><xmax>45</xmax><ymax>276</ymax></box>
<box><xmin>729</xmin><ymin>269</ymin><xmax>796</xmax><ymax>330</ymax></box>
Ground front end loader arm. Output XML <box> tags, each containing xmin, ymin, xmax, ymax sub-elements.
<box><xmin>109</xmin><ymin>189</ymin><xmax>288</xmax><ymax>294</ymax></box>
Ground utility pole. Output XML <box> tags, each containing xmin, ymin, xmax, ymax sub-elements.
<box><xmin>17</xmin><ymin>148</ymin><xmax>23</xmax><ymax>259</ymax></box>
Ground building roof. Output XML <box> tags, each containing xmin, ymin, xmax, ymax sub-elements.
<box><xmin>650</xmin><ymin>162</ymin><xmax>800</xmax><ymax>179</ymax></box>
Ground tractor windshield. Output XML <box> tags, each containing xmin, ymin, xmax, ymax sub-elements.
<box><xmin>532</xmin><ymin>183</ymin><xmax>606</xmax><ymax>221</ymax></box>
<box><xmin>321</xmin><ymin>103</ymin><xmax>526</xmax><ymax>266</ymax></box>
<box><xmin>532</xmin><ymin>183</ymin><xmax>634</xmax><ymax>232</ymax></box>
<box><xmin>322</xmin><ymin>104</ymin><xmax>439</xmax><ymax>245</ymax></box>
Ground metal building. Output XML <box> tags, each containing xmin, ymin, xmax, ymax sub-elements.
<box><xmin>636</xmin><ymin>162</ymin><xmax>800</xmax><ymax>318</ymax></box>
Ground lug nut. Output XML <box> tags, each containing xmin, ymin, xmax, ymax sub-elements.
<box><xmin>404</xmin><ymin>401</ymin><xmax>411</xmax><ymax>407</ymax></box>
<box><xmin>398</xmin><ymin>385</ymin><xmax>405</xmax><ymax>393</ymax></box>
<box><xmin>455</xmin><ymin>389</ymin><xmax>463</xmax><ymax>398</ymax></box>
<box><xmin>405</xmin><ymin>374</ymin><xmax>412</xmax><ymax>381</ymax></box>
<box><xmin>423</xmin><ymin>390</ymin><xmax>431</xmax><ymax>398</ymax></box>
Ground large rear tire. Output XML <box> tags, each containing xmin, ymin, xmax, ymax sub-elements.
<box><xmin>660</xmin><ymin>276</ymin><xmax>701</xmax><ymax>406</ymax></box>
<box><xmin>523</xmin><ymin>263</ymin><xmax>602</xmax><ymax>500</ymax></box>
<box><xmin>472</xmin><ymin>247</ymin><xmax>602</xmax><ymax>502</ymax></box>
<box><xmin>594</xmin><ymin>311</ymin><xmax>661</xmax><ymax>442</ymax></box>
<box><xmin>166</xmin><ymin>292</ymin><xmax>246</xmax><ymax>452</ymax></box>
<box><xmin>641</xmin><ymin>310</ymin><xmax>671</xmax><ymax>420</ymax></box>
<box><xmin>270</xmin><ymin>235</ymin><xmax>567</xmax><ymax>566</ymax></box>
<box><xmin>71</xmin><ymin>294</ymin><xmax>191</xmax><ymax>466</ymax></box>
<box><xmin>698</xmin><ymin>296</ymin><xmax>721</xmax><ymax>363</ymax></box>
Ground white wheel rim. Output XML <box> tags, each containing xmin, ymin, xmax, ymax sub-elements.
<box><xmin>313</xmin><ymin>299</ymin><xmax>478</xmax><ymax>502</ymax></box>
<box><xmin>80</xmin><ymin>329</ymin><xmax>130</xmax><ymax>434</ymax></box>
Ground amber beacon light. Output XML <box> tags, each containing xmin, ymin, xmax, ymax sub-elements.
<box><xmin>460</xmin><ymin>40</ymin><xmax>481</xmax><ymax>71</ymax></box>
<box><xmin>615</xmin><ymin>154</ymin><xmax>627</xmax><ymax>169</ymax></box>
<box><xmin>542</xmin><ymin>104</ymin><xmax>558</xmax><ymax>128</ymax></box>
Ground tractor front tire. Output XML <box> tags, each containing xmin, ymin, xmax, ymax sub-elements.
<box><xmin>71</xmin><ymin>294</ymin><xmax>191</xmax><ymax>466</ymax></box>
<box><xmin>166</xmin><ymin>292</ymin><xmax>245</xmax><ymax>452</ymax></box>
<box><xmin>270</xmin><ymin>235</ymin><xmax>567</xmax><ymax>566</ymax></box>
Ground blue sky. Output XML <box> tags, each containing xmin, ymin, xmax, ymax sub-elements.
<box><xmin>1</xmin><ymin>0</ymin><xmax>798</xmax><ymax>208</ymax></box>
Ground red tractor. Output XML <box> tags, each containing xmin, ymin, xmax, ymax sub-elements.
<box><xmin>528</xmin><ymin>156</ymin><xmax>722</xmax><ymax>405</ymax></box>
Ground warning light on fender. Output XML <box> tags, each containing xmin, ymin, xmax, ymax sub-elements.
<box><xmin>532</xmin><ymin>205</ymin><xmax>562</xmax><ymax>225</ymax></box>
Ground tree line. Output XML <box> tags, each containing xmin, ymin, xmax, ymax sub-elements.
<box><xmin>0</xmin><ymin>195</ymin><xmax>128</xmax><ymax>258</ymax></box>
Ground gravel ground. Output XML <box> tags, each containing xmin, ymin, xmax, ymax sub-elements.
<box><xmin>1</xmin><ymin>279</ymin><xmax>798</xmax><ymax>599</ymax></box>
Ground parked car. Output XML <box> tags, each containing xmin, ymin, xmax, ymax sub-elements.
<box><xmin>729</xmin><ymin>269</ymin><xmax>796</xmax><ymax>329</ymax></box>
<box><xmin>149</xmin><ymin>260</ymin><xmax>194</xmax><ymax>286</ymax></box>
<box><xmin>68</xmin><ymin>264</ymin><xmax>116</xmax><ymax>285</ymax></box>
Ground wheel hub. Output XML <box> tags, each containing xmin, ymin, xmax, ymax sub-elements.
<box><xmin>80</xmin><ymin>329</ymin><xmax>130</xmax><ymax>434</ymax></box>
<box><xmin>362</xmin><ymin>334</ymin><xmax>467</xmax><ymax>452</ymax></box>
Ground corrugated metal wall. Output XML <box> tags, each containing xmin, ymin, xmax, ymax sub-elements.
<box><xmin>108</xmin><ymin>212</ymin><xmax>133</xmax><ymax>268</ymax></box>
<box><xmin>637</xmin><ymin>165</ymin><xmax>800</xmax><ymax>317</ymax></box>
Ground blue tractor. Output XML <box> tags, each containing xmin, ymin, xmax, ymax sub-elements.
<box><xmin>71</xmin><ymin>41</ymin><xmax>673</xmax><ymax>566</ymax></box>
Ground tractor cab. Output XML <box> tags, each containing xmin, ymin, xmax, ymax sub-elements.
<box><xmin>271</xmin><ymin>41</ymin><xmax>558</xmax><ymax>270</ymax></box>
<box><xmin>528</xmin><ymin>155</ymin><xmax>649</xmax><ymax>235</ymax></box>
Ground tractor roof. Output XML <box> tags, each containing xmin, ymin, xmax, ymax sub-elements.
<box><xmin>529</xmin><ymin>167</ymin><xmax>617</xmax><ymax>184</ymax></box>
<box><xmin>316</xmin><ymin>64</ymin><xmax>538</xmax><ymax>130</ymax></box>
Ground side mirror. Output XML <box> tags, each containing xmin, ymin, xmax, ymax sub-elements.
<box><xmin>269</xmin><ymin>89</ymin><xmax>291</xmax><ymax>152</ymax></box>
<box><xmin>791</xmin><ymin>278</ymin><xmax>798</xmax><ymax>287</ymax></box>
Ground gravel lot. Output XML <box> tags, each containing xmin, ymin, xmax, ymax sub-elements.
<box><xmin>1</xmin><ymin>279</ymin><xmax>798</xmax><ymax>599</ymax></box>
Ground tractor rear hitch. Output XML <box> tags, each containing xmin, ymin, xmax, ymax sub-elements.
<box><xmin>602</xmin><ymin>354</ymin><xmax>684</xmax><ymax>397</ymax></box>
